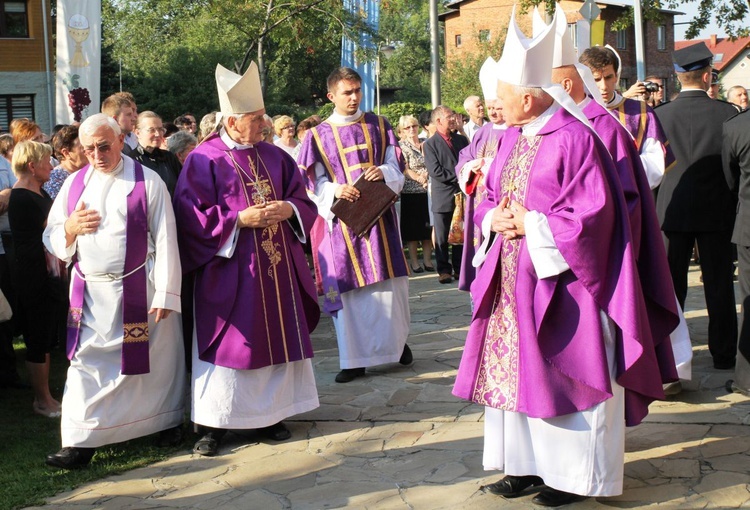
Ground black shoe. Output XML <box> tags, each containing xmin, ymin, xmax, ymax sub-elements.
<box><xmin>410</xmin><ymin>265</ymin><xmax>424</xmax><ymax>274</ymax></box>
<box><xmin>531</xmin><ymin>488</ymin><xmax>584</xmax><ymax>507</ymax></box>
<box><xmin>423</xmin><ymin>264</ymin><xmax>435</xmax><ymax>272</ymax></box>
<box><xmin>45</xmin><ymin>447</ymin><xmax>95</xmax><ymax>470</ymax></box>
<box><xmin>335</xmin><ymin>368</ymin><xmax>365</xmax><ymax>383</ymax></box>
<box><xmin>399</xmin><ymin>344</ymin><xmax>413</xmax><ymax>365</ymax></box>
<box><xmin>484</xmin><ymin>475</ymin><xmax>544</xmax><ymax>497</ymax></box>
<box><xmin>193</xmin><ymin>429</ymin><xmax>227</xmax><ymax>457</ymax></box>
<box><xmin>714</xmin><ymin>359</ymin><xmax>736</xmax><ymax>370</ymax></box>
<box><xmin>438</xmin><ymin>273</ymin><xmax>453</xmax><ymax>284</ymax></box>
<box><xmin>259</xmin><ymin>422</ymin><xmax>291</xmax><ymax>441</ymax></box>
<box><xmin>157</xmin><ymin>425</ymin><xmax>183</xmax><ymax>447</ymax></box>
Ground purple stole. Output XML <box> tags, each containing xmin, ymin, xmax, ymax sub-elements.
<box><xmin>66</xmin><ymin>162</ymin><xmax>150</xmax><ymax>375</ymax></box>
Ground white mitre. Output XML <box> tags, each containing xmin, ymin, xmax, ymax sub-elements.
<box><xmin>479</xmin><ymin>57</ymin><xmax>499</xmax><ymax>101</ymax></box>
<box><xmin>533</xmin><ymin>4</ymin><xmax>605</xmax><ymax>107</ymax></box>
<box><xmin>489</xmin><ymin>5</ymin><xmax>591</xmax><ymax>129</ymax></box>
<box><xmin>215</xmin><ymin>62</ymin><xmax>264</xmax><ymax>115</ymax></box>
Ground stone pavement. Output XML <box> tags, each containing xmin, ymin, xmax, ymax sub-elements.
<box><xmin>31</xmin><ymin>265</ymin><xmax>750</xmax><ymax>509</ymax></box>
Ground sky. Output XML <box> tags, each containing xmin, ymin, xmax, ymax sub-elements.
<box><xmin>672</xmin><ymin>1</ymin><xmax>726</xmax><ymax>41</ymax></box>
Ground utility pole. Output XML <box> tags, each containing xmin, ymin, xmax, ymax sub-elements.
<box><xmin>429</xmin><ymin>0</ymin><xmax>441</xmax><ymax>107</ymax></box>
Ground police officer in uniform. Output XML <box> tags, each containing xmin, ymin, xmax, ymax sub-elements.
<box><xmin>723</xmin><ymin>108</ymin><xmax>750</xmax><ymax>392</ymax></box>
<box><xmin>655</xmin><ymin>42</ymin><xmax>739</xmax><ymax>370</ymax></box>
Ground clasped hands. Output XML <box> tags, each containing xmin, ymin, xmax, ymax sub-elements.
<box><xmin>491</xmin><ymin>197</ymin><xmax>527</xmax><ymax>239</ymax></box>
<box><xmin>335</xmin><ymin>166</ymin><xmax>383</xmax><ymax>202</ymax></box>
<box><xmin>238</xmin><ymin>200</ymin><xmax>293</xmax><ymax>229</ymax></box>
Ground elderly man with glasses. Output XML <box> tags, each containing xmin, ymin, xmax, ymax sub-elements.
<box><xmin>42</xmin><ymin>113</ymin><xmax>185</xmax><ymax>469</ymax></box>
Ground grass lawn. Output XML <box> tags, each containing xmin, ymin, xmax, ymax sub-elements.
<box><xmin>0</xmin><ymin>341</ymin><xmax>188</xmax><ymax>510</ymax></box>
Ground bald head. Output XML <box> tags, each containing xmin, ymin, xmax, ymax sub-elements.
<box><xmin>551</xmin><ymin>65</ymin><xmax>586</xmax><ymax>104</ymax></box>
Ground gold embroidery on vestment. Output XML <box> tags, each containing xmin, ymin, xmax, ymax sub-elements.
<box><xmin>472</xmin><ymin>134</ymin><xmax>541</xmax><ymax>410</ymax></box>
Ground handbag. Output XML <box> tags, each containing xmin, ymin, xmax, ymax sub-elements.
<box><xmin>447</xmin><ymin>192</ymin><xmax>465</xmax><ymax>245</ymax></box>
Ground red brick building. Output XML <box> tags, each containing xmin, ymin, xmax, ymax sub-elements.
<box><xmin>440</xmin><ymin>0</ymin><xmax>682</xmax><ymax>98</ymax></box>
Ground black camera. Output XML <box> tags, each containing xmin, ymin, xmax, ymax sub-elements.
<box><xmin>642</xmin><ymin>81</ymin><xmax>661</xmax><ymax>93</ymax></box>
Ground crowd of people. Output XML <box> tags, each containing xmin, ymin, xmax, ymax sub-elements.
<box><xmin>1</xmin><ymin>12</ymin><xmax>750</xmax><ymax>506</ymax></box>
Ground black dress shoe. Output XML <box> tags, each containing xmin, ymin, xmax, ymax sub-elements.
<box><xmin>484</xmin><ymin>475</ymin><xmax>544</xmax><ymax>497</ymax></box>
<box><xmin>423</xmin><ymin>264</ymin><xmax>435</xmax><ymax>272</ymax></box>
<box><xmin>259</xmin><ymin>421</ymin><xmax>291</xmax><ymax>441</ymax></box>
<box><xmin>193</xmin><ymin>429</ymin><xmax>227</xmax><ymax>457</ymax></box>
<box><xmin>714</xmin><ymin>358</ymin><xmax>736</xmax><ymax>370</ymax></box>
<box><xmin>399</xmin><ymin>344</ymin><xmax>413</xmax><ymax>365</ymax></box>
<box><xmin>531</xmin><ymin>487</ymin><xmax>584</xmax><ymax>507</ymax></box>
<box><xmin>335</xmin><ymin>367</ymin><xmax>365</xmax><ymax>383</ymax></box>
<box><xmin>157</xmin><ymin>425</ymin><xmax>184</xmax><ymax>447</ymax></box>
<box><xmin>45</xmin><ymin>447</ymin><xmax>95</xmax><ymax>470</ymax></box>
<box><xmin>410</xmin><ymin>265</ymin><xmax>424</xmax><ymax>274</ymax></box>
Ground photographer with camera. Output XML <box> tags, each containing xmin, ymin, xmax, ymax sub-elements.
<box><xmin>624</xmin><ymin>76</ymin><xmax>666</xmax><ymax>107</ymax></box>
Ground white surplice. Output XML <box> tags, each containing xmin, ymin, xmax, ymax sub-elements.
<box><xmin>190</xmin><ymin>132</ymin><xmax>319</xmax><ymax>430</ymax></box>
<box><xmin>309</xmin><ymin>110</ymin><xmax>411</xmax><ymax>370</ymax></box>
<box><xmin>43</xmin><ymin>156</ymin><xmax>185</xmax><ymax>448</ymax></box>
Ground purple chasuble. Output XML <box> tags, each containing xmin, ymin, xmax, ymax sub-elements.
<box><xmin>67</xmin><ymin>162</ymin><xmax>151</xmax><ymax>375</ymax></box>
<box><xmin>296</xmin><ymin>112</ymin><xmax>408</xmax><ymax>311</ymax></box>
<box><xmin>455</xmin><ymin>122</ymin><xmax>505</xmax><ymax>291</ymax></box>
<box><xmin>585</xmin><ymin>100</ymin><xmax>680</xmax><ymax>389</ymax></box>
<box><xmin>610</xmin><ymin>97</ymin><xmax>676</xmax><ymax>170</ymax></box>
<box><xmin>173</xmin><ymin>134</ymin><xmax>320</xmax><ymax>370</ymax></box>
<box><xmin>452</xmin><ymin>107</ymin><xmax>671</xmax><ymax>426</ymax></box>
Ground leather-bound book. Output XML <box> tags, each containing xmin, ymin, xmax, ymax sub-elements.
<box><xmin>330</xmin><ymin>175</ymin><xmax>399</xmax><ymax>237</ymax></box>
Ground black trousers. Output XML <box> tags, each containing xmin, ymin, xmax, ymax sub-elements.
<box><xmin>433</xmin><ymin>210</ymin><xmax>462</xmax><ymax>276</ymax></box>
<box><xmin>664</xmin><ymin>229</ymin><xmax>737</xmax><ymax>365</ymax></box>
<box><xmin>735</xmin><ymin>245</ymin><xmax>750</xmax><ymax>364</ymax></box>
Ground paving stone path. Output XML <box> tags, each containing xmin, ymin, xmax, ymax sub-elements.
<box><xmin>30</xmin><ymin>265</ymin><xmax>750</xmax><ymax>509</ymax></box>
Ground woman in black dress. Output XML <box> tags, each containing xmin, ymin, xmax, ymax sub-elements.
<box><xmin>397</xmin><ymin>115</ymin><xmax>434</xmax><ymax>273</ymax></box>
<box><xmin>9</xmin><ymin>140</ymin><xmax>60</xmax><ymax>417</ymax></box>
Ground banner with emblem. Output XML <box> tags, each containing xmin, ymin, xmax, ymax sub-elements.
<box><xmin>340</xmin><ymin>0</ymin><xmax>380</xmax><ymax>113</ymax></box>
<box><xmin>55</xmin><ymin>0</ymin><xmax>101</xmax><ymax>124</ymax></box>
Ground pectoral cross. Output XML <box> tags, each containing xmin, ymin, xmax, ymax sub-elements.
<box><xmin>503</xmin><ymin>181</ymin><xmax>518</xmax><ymax>193</ymax></box>
<box><xmin>325</xmin><ymin>286</ymin><xmax>339</xmax><ymax>303</ymax></box>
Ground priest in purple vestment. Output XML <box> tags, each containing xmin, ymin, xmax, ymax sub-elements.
<box><xmin>296</xmin><ymin>67</ymin><xmax>411</xmax><ymax>384</ymax></box>
<box><xmin>453</xmin><ymin>9</ymin><xmax>676</xmax><ymax>506</ymax></box>
<box><xmin>455</xmin><ymin>82</ymin><xmax>507</xmax><ymax>292</ymax></box>
<box><xmin>173</xmin><ymin>62</ymin><xmax>320</xmax><ymax>457</ymax></box>
<box><xmin>579</xmin><ymin>46</ymin><xmax>675</xmax><ymax>189</ymax></box>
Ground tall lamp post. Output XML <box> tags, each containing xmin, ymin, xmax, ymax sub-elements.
<box><xmin>376</xmin><ymin>43</ymin><xmax>395</xmax><ymax>115</ymax></box>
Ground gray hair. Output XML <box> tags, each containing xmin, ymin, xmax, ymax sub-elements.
<box><xmin>463</xmin><ymin>95</ymin><xmax>481</xmax><ymax>110</ymax></box>
<box><xmin>79</xmin><ymin>113</ymin><xmax>121</xmax><ymax>137</ymax></box>
<box><xmin>513</xmin><ymin>84</ymin><xmax>546</xmax><ymax>99</ymax></box>
<box><xmin>199</xmin><ymin>111</ymin><xmax>217</xmax><ymax>139</ymax></box>
<box><xmin>167</xmin><ymin>130</ymin><xmax>198</xmax><ymax>156</ymax></box>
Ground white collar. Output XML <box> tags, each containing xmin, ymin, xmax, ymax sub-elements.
<box><xmin>520</xmin><ymin>102</ymin><xmax>560</xmax><ymax>136</ymax></box>
<box><xmin>578</xmin><ymin>96</ymin><xmax>592</xmax><ymax>109</ymax></box>
<box><xmin>220</xmin><ymin>128</ymin><xmax>256</xmax><ymax>149</ymax></box>
<box><xmin>606</xmin><ymin>91</ymin><xmax>625</xmax><ymax>109</ymax></box>
<box><xmin>329</xmin><ymin>110</ymin><xmax>364</xmax><ymax>124</ymax></box>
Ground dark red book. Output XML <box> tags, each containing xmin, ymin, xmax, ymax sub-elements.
<box><xmin>330</xmin><ymin>174</ymin><xmax>399</xmax><ymax>237</ymax></box>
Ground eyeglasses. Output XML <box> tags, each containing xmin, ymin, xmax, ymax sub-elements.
<box><xmin>404</xmin><ymin>125</ymin><xmax>419</xmax><ymax>129</ymax></box>
<box><xmin>283</xmin><ymin>125</ymin><xmax>296</xmax><ymax>130</ymax></box>
<box><xmin>82</xmin><ymin>143</ymin><xmax>113</xmax><ymax>156</ymax></box>
<box><xmin>142</xmin><ymin>127</ymin><xmax>166</xmax><ymax>135</ymax></box>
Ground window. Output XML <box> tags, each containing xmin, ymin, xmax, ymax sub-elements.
<box><xmin>455</xmin><ymin>34</ymin><xmax>462</xmax><ymax>47</ymax></box>
<box><xmin>568</xmin><ymin>23</ymin><xmax>578</xmax><ymax>49</ymax></box>
<box><xmin>619</xmin><ymin>78</ymin><xmax>629</xmax><ymax>91</ymax></box>
<box><xmin>0</xmin><ymin>1</ymin><xmax>28</xmax><ymax>38</ymax></box>
<box><xmin>478</xmin><ymin>29</ymin><xmax>490</xmax><ymax>42</ymax></box>
<box><xmin>616</xmin><ymin>29</ymin><xmax>626</xmax><ymax>50</ymax></box>
<box><xmin>657</xmin><ymin>25</ymin><xmax>666</xmax><ymax>51</ymax></box>
<box><xmin>0</xmin><ymin>95</ymin><xmax>35</xmax><ymax>132</ymax></box>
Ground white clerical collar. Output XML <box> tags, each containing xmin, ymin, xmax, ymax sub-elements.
<box><xmin>220</xmin><ymin>128</ymin><xmax>256</xmax><ymax>149</ymax></box>
<box><xmin>492</xmin><ymin>122</ymin><xmax>508</xmax><ymax>130</ymax></box>
<box><xmin>606</xmin><ymin>91</ymin><xmax>625</xmax><ymax>109</ymax></box>
<box><xmin>520</xmin><ymin>102</ymin><xmax>561</xmax><ymax>137</ymax></box>
<box><xmin>329</xmin><ymin>110</ymin><xmax>364</xmax><ymax>124</ymax></box>
<box><xmin>96</xmin><ymin>158</ymin><xmax>124</xmax><ymax>178</ymax></box>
